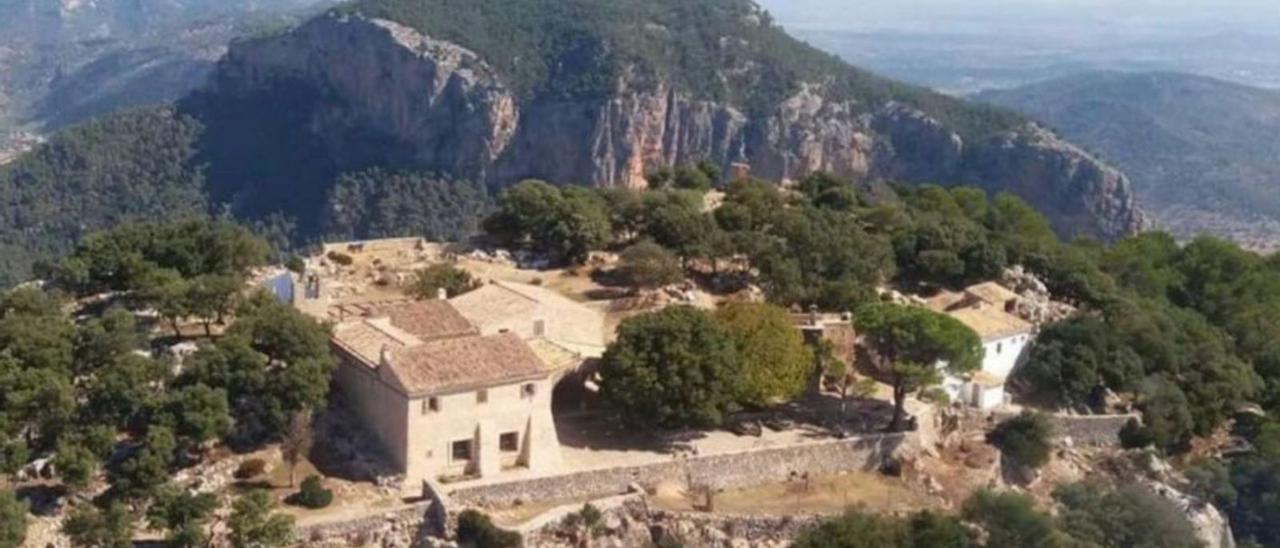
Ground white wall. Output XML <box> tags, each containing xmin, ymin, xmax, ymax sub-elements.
<box><xmin>982</xmin><ymin>332</ymin><xmax>1031</xmax><ymax>379</ymax></box>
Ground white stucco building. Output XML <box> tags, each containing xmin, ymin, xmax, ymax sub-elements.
<box><xmin>930</xmin><ymin>282</ymin><xmax>1035</xmax><ymax>409</ymax></box>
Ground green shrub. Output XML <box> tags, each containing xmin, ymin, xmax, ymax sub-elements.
<box><xmin>578</xmin><ymin>503</ymin><xmax>602</xmax><ymax>528</ymax></box>
<box><xmin>456</xmin><ymin>509</ymin><xmax>521</xmax><ymax>548</ymax></box>
<box><xmin>988</xmin><ymin>411</ymin><xmax>1055</xmax><ymax>469</ymax></box>
<box><xmin>287</xmin><ymin>476</ymin><xmax>333</xmax><ymax>509</ymax></box>
<box><xmin>326</xmin><ymin>251</ymin><xmax>354</xmax><ymax>267</ymax></box>
<box><xmin>918</xmin><ymin>387</ymin><xmax>951</xmax><ymax>405</ymax></box>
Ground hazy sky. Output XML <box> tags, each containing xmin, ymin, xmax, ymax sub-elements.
<box><xmin>757</xmin><ymin>0</ymin><xmax>1280</xmax><ymax>34</ymax></box>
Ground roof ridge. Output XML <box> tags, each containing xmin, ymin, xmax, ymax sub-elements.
<box><xmin>490</xmin><ymin>280</ymin><xmax>541</xmax><ymax>303</ymax></box>
<box><xmin>364</xmin><ymin>317</ymin><xmax>424</xmax><ymax>346</ymax></box>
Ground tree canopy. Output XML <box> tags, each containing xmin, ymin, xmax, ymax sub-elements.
<box><xmin>599</xmin><ymin>306</ymin><xmax>743</xmax><ymax>428</ymax></box>
<box><xmin>715</xmin><ymin>302</ymin><xmax>814</xmax><ymax>407</ymax></box>
<box><xmin>0</xmin><ymin>490</ymin><xmax>26</xmax><ymax>548</ymax></box>
<box><xmin>988</xmin><ymin>412</ymin><xmax>1054</xmax><ymax>470</ymax></box>
<box><xmin>856</xmin><ymin>303</ymin><xmax>982</xmax><ymax>431</ymax></box>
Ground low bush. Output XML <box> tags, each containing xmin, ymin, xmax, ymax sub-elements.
<box><xmin>988</xmin><ymin>411</ymin><xmax>1054</xmax><ymax>469</ymax></box>
<box><xmin>456</xmin><ymin>509</ymin><xmax>521</xmax><ymax>548</ymax></box>
<box><xmin>286</xmin><ymin>476</ymin><xmax>333</xmax><ymax>509</ymax></box>
<box><xmin>326</xmin><ymin>251</ymin><xmax>354</xmax><ymax>267</ymax></box>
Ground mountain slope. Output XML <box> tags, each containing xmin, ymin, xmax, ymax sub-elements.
<box><xmin>979</xmin><ymin>71</ymin><xmax>1280</xmax><ymax>249</ymax></box>
<box><xmin>0</xmin><ymin>0</ymin><xmax>333</xmax><ymax>159</ymax></box>
<box><xmin>182</xmin><ymin>0</ymin><xmax>1145</xmax><ymax>240</ymax></box>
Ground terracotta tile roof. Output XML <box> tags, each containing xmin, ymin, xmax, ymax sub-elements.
<box><xmin>924</xmin><ymin>282</ymin><xmax>1032</xmax><ymax>342</ymax></box>
<box><xmin>332</xmin><ymin>322</ymin><xmax>408</xmax><ymax>367</ymax></box>
<box><xmin>450</xmin><ymin>282</ymin><xmax>542</xmax><ymax>323</ymax></box>
<box><xmin>946</xmin><ymin>306</ymin><xmax>1033</xmax><ymax>342</ymax></box>
<box><xmin>965</xmin><ymin>282</ymin><xmax>1021</xmax><ymax>308</ymax></box>
<box><xmin>450</xmin><ymin>281</ymin><xmax>606</xmax><ymax>354</ymax></box>
<box><xmin>381</xmin><ymin>300</ymin><xmax>479</xmax><ymax>340</ymax></box>
<box><xmin>386</xmin><ymin>333</ymin><xmax>551</xmax><ymax>395</ymax></box>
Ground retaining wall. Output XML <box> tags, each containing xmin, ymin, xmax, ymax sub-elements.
<box><xmin>294</xmin><ymin>502</ymin><xmax>431</xmax><ymax>546</ymax></box>
<box><xmin>1045</xmin><ymin>413</ymin><xmax>1137</xmax><ymax>446</ymax></box>
<box><xmin>449</xmin><ymin>433</ymin><xmax>907</xmax><ymax>507</ymax></box>
<box><xmin>983</xmin><ymin>410</ymin><xmax>1136</xmax><ymax>446</ymax></box>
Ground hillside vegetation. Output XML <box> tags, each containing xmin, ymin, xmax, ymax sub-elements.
<box><xmin>0</xmin><ymin>107</ymin><xmax>208</xmax><ymax>286</ymax></box>
<box><xmin>979</xmin><ymin>71</ymin><xmax>1280</xmax><ymax>248</ymax></box>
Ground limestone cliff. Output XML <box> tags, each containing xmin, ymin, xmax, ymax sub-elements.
<box><xmin>194</xmin><ymin>12</ymin><xmax>1145</xmax><ymax>240</ymax></box>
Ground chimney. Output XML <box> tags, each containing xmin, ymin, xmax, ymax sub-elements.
<box><xmin>437</xmin><ymin>287</ymin><xmax>448</xmax><ymax>300</ymax></box>
<box><xmin>379</xmin><ymin>344</ymin><xmax>392</xmax><ymax>369</ymax></box>
<box><xmin>808</xmin><ymin>304</ymin><xmax>820</xmax><ymax>327</ymax></box>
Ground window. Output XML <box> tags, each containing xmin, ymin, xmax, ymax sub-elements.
<box><xmin>522</xmin><ymin>383</ymin><xmax>537</xmax><ymax>399</ymax></box>
<box><xmin>477</xmin><ymin>389</ymin><xmax>488</xmax><ymax>404</ymax></box>
<box><xmin>422</xmin><ymin>397</ymin><xmax>440</xmax><ymax>414</ymax></box>
<box><xmin>451</xmin><ymin>440</ymin><xmax>472</xmax><ymax>462</ymax></box>
<box><xmin>533</xmin><ymin>319</ymin><xmax>546</xmax><ymax>337</ymax></box>
<box><xmin>500</xmin><ymin>432</ymin><xmax>519</xmax><ymax>452</ymax></box>
<box><xmin>996</xmin><ymin>343</ymin><xmax>1003</xmax><ymax>355</ymax></box>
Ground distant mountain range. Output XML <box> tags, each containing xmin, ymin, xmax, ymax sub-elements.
<box><xmin>979</xmin><ymin>71</ymin><xmax>1280</xmax><ymax>250</ymax></box>
<box><xmin>784</xmin><ymin>25</ymin><xmax>1280</xmax><ymax>95</ymax></box>
<box><xmin>0</xmin><ymin>0</ymin><xmax>332</xmax><ymax>159</ymax></box>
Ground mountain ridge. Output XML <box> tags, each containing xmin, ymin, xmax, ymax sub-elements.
<box><xmin>978</xmin><ymin>70</ymin><xmax>1280</xmax><ymax>249</ymax></box>
<box><xmin>183</xmin><ymin>1</ymin><xmax>1145</xmax><ymax>240</ymax></box>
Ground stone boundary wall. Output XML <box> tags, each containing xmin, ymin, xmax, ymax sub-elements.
<box><xmin>1046</xmin><ymin>413</ymin><xmax>1137</xmax><ymax>446</ymax></box>
<box><xmin>983</xmin><ymin>410</ymin><xmax>1136</xmax><ymax>446</ymax></box>
<box><xmin>449</xmin><ymin>433</ymin><xmax>907</xmax><ymax>508</ymax></box>
<box><xmin>421</xmin><ymin>477</ymin><xmax>453</xmax><ymax>535</ymax></box>
<box><xmin>513</xmin><ymin>491</ymin><xmax>644</xmax><ymax>535</ymax></box>
<box><xmin>294</xmin><ymin>502</ymin><xmax>430</xmax><ymax>546</ymax></box>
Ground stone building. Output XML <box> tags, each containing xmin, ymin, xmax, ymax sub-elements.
<box><xmin>929</xmin><ymin>282</ymin><xmax>1035</xmax><ymax>409</ymax></box>
<box><xmin>449</xmin><ymin>280</ymin><xmax>607</xmax><ymax>358</ymax></box>
<box><xmin>329</xmin><ymin>300</ymin><xmax>565</xmax><ymax>486</ymax></box>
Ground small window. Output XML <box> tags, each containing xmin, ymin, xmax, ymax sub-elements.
<box><xmin>423</xmin><ymin>397</ymin><xmax>440</xmax><ymax>414</ymax></box>
<box><xmin>451</xmin><ymin>440</ymin><xmax>472</xmax><ymax>462</ymax></box>
<box><xmin>477</xmin><ymin>389</ymin><xmax>488</xmax><ymax>404</ymax></box>
<box><xmin>500</xmin><ymin>432</ymin><xmax>519</xmax><ymax>452</ymax></box>
<box><xmin>996</xmin><ymin>343</ymin><xmax>1003</xmax><ymax>355</ymax></box>
<box><xmin>533</xmin><ymin>319</ymin><xmax>546</xmax><ymax>337</ymax></box>
<box><xmin>522</xmin><ymin>383</ymin><xmax>537</xmax><ymax>399</ymax></box>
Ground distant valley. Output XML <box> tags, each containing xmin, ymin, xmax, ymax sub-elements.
<box><xmin>773</xmin><ymin>12</ymin><xmax>1280</xmax><ymax>95</ymax></box>
<box><xmin>0</xmin><ymin>0</ymin><xmax>332</xmax><ymax>160</ymax></box>
<box><xmin>979</xmin><ymin>71</ymin><xmax>1280</xmax><ymax>251</ymax></box>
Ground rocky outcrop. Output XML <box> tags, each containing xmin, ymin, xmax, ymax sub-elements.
<box><xmin>528</xmin><ymin>498</ymin><xmax>812</xmax><ymax>548</ymax></box>
<box><xmin>198</xmin><ymin>12</ymin><xmax>1146</xmax><ymax>240</ymax></box>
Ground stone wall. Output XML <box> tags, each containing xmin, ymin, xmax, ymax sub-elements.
<box><xmin>982</xmin><ymin>410</ymin><xmax>1136</xmax><ymax>447</ymax></box>
<box><xmin>1045</xmin><ymin>413</ymin><xmax>1137</xmax><ymax>446</ymax></box>
<box><xmin>449</xmin><ymin>434</ymin><xmax>907</xmax><ymax>508</ymax></box>
<box><xmin>295</xmin><ymin>503</ymin><xmax>434</xmax><ymax>547</ymax></box>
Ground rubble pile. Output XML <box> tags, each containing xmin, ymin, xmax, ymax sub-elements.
<box><xmin>529</xmin><ymin>498</ymin><xmax>807</xmax><ymax>548</ymax></box>
<box><xmin>1001</xmin><ymin>266</ymin><xmax>1076</xmax><ymax>325</ymax></box>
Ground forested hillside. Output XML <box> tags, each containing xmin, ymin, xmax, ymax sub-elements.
<box><xmin>479</xmin><ymin>173</ymin><xmax>1280</xmax><ymax>546</ymax></box>
<box><xmin>0</xmin><ymin>0</ymin><xmax>333</xmax><ymax>159</ymax></box>
<box><xmin>0</xmin><ymin>107</ymin><xmax>208</xmax><ymax>286</ymax></box>
<box><xmin>979</xmin><ymin>71</ymin><xmax>1280</xmax><ymax>250</ymax></box>
<box><xmin>0</xmin><ymin>108</ymin><xmax>492</xmax><ymax>286</ymax></box>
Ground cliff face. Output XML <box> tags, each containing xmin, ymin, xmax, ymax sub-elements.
<box><xmin>198</xmin><ymin>13</ymin><xmax>1145</xmax><ymax>240</ymax></box>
